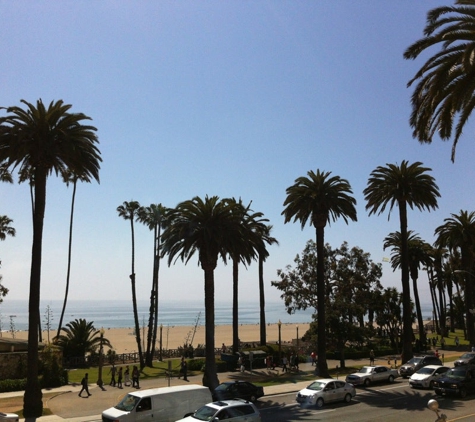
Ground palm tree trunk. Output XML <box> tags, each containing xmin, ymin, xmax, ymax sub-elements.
<box><xmin>398</xmin><ymin>201</ymin><xmax>413</xmax><ymax>363</ymax></box>
<box><xmin>24</xmin><ymin>169</ymin><xmax>46</xmax><ymax>418</ymax></box>
<box><xmin>232</xmin><ymin>259</ymin><xmax>239</xmax><ymax>354</ymax></box>
<box><xmin>258</xmin><ymin>255</ymin><xmax>266</xmax><ymax>346</ymax></box>
<box><xmin>130</xmin><ymin>218</ymin><xmax>144</xmax><ymax>368</ymax></box>
<box><xmin>410</xmin><ymin>268</ymin><xmax>425</xmax><ymax>345</ymax></box>
<box><xmin>316</xmin><ymin>226</ymin><xmax>329</xmax><ymax>378</ymax></box>
<box><xmin>202</xmin><ymin>263</ymin><xmax>219</xmax><ymax>389</ymax></box>
<box><xmin>151</xmin><ymin>225</ymin><xmax>161</xmax><ymax>361</ymax></box>
<box><xmin>145</xmin><ymin>226</ymin><xmax>158</xmax><ymax>366</ymax></box>
<box><xmin>57</xmin><ymin>179</ymin><xmax>77</xmax><ymax>339</ymax></box>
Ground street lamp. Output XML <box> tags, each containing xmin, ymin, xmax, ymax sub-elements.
<box><xmin>277</xmin><ymin>320</ymin><xmax>282</xmax><ymax>362</ymax></box>
<box><xmin>296</xmin><ymin>325</ymin><xmax>299</xmax><ymax>353</ymax></box>
<box><xmin>97</xmin><ymin>327</ymin><xmax>105</xmax><ymax>390</ymax></box>
<box><xmin>159</xmin><ymin>324</ymin><xmax>163</xmax><ymax>361</ymax></box>
<box><xmin>427</xmin><ymin>399</ymin><xmax>446</xmax><ymax>422</ymax></box>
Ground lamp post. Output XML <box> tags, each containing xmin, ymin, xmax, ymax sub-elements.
<box><xmin>97</xmin><ymin>327</ymin><xmax>105</xmax><ymax>390</ymax></box>
<box><xmin>159</xmin><ymin>324</ymin><xmax>163</xmax><ymax>361</ymax></box>
<box><xmin>427</xmin><ymin>399</ymin><xmax>447</xmax><ymax>422</ymax></box>
<box><xmin>278</xmin><ymin>320</ymin><xmax>282</xmax><ymax>362</ymax></box>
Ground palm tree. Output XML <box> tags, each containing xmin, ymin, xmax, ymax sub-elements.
<box><xmin>161</xmin><ymin>196</ymin><xmax>253</xmax><ymax>389</ymax></box>
<box><xmin>117</xmin><ymin>200</ymin><xmax>144</xmax><ymax>369</ymax></box>
<box><xmin>0</xmin><ymin>99</ymin><xmax>101</xmax><ymax>417</ymax></box>
<box><xmin>282</xmin><ymin>169</ymin><xmax>357</xmax><ymax>378</ymax></box>
<box><xmin>256</xmin><ymin>224</ymin><xmax>278</xmax><ymax>346</ymax></box>
<box><xmin>56</xmin><ymin>170</ymin><xmax>93</xmax><ymax>340</ymax></box>
<box><xmin>435</xmin><ymin>210</ymin><xmax>475</xmax><ymax>345</ymax></box>
<box><xmin>383</xmin><ymin>231</ymin><xmax>433</xmax><ymax>346</ymax></box>
<box><xmin>404</xmin><ymin>0</ymin><xmax>475</xmax><ymax>162</ymax></box>
<box><xmin>137</xmin><ymin>203</ymin><xmax>168</xmax><ymax>366</ymax></box>
<box><xmin>364</xmin><ymin>161</ymin><xmax>439</xmax><ymax>363</ymax></box>
<box><xmin>0</xmin><ymin>216</ymin><xmax>15</xmax><ymax>240</ymax></box>
<box><xmin>54</xmin><ymin>318</ymin><xmax>112</xmax><ymax>359</ymax></box>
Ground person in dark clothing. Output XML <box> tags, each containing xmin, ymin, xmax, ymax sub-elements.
<box><xmin>78</xmin><ymin>373</ymin><xmax>91</xmax><ymax>397</ymax></box>
<box><xmin>179</xmin><ymin>357</ymin><xmax>188</xmax><ymax>381</ymax></box>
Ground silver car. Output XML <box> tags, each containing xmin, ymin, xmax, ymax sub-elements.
<box><xmin>409</xmin><ymin>365</ymin><xmax>450</xmax><ymax>389</ymax></box>
<box><xmin>296</xmin><ymin>379</ymin><xmax>356</xmax><ymax>408</ymax></box>
<box><xmin>175</xmin><ymin>399</ymin><xmax>260</xmax><ymax>422</ymax></box>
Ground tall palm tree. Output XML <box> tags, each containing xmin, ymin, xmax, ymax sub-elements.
<box><xmin>0</xmin><ymin>99</ymin><xmax>101</xmax><ymax>417</ymax></box>
<box><xmin>404</xmin><ymin>0</ymin><xmax>475</xmax><ymax>162</ymax></box>
<box><xmin>137</xmin><ymin>203</ymin><xmax>168</xmax><ymax>366</ymax></box>
<box><xmin>117</xmin><ymin>200</ymin><xmax>144</xmax><ymax>369</ymax></box>
<box><xmin>256</xmin><ymin>224</ymin><xmax>278</xmax><ymax>346</ymax></box>
<box><xmin>364</xmin><ymin>161</ymin><xmax>439</xmax><ymax>363</ymax></box>
<box><xmin>161</xmin><ymin>196</ymin><xmax>254</xmax><ymax>389</ymax></box>
<box><xmin>383</xmin><ymin>231</ymin><xmax>433</xmax><ymax>346</ymax></box>
<box><xmin>282</xmin><ymin>170</ymin><xmax>357</xmax><ymax>378</ymax></box>
<box><xmin>56</xmin><ymin>170</ymin><xmax>93</xmax><ymax>340</ymax></box>
<box><xmin>435</xmin><ymin>210</ymin><xmax>475</xmax><ymax>345</ymax></box>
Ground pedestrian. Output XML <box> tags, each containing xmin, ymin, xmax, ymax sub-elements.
<box><xmin>109</xmin><ymin>364</ymin><xmax>117</xmax><ymax>387</ymax></box>
<box><xmin>221</xmin><ymin>343</ymin><xmax>226</xmax><ymax>353</ymax></box>
<box><xmin>310</xmin><ymin>351</ymin><xmax>316</xmax><ymax>366</ymax></box>
<box><xmin>179</xmin><ymin>357</ymin><xmax>188</xmax><ymax>381</ymax></box>
<box><xmin>290</xmin><ymin>353</ymin><xmax>295</xmax><ymax>371</ymax></box>
<box><xmin>440</xmin><ymin>337</ymin><xmax>445</xmax><ymax>349</ymax></box>
<box><xmin>238</xmin><ymin>356</ymin><xmax>245</xmax><ymax>373</ymax></box>
<box><xmin>78</xmin><ymin>373</ymin><xmax>91</xmax><ymax>397</ymax></box>
<box><xmin>435</xmin><ymin>349</ymin><xmax>439</xmax><ymax>358</ymax></box>
<box><xmin>124</xmin><ymin>366</ymin><xmax>130</xmax><ymax>386</ymax></box>
<box><xmin>117</xmin><ymin>367</ymin><xmax>123</xmax><ymax>388</ymax></box>
<box><xmin>281</xmin><ymin>355</ymin><xmax>288</xmax><ymax>373</ymax></box>
<box><xmin>369</xmin><ymin>349</ymin><xmax>375</xmax><ymax>365</ymax></box>
<box><xmin>132</xmin><ymin>365</ymin><xmax>140</xmax><ymax>389</ymax></box>
<box><xmin>266</xmin><ymin>355</ymin><xmax>271</xmax><ymax>369</ymax></box>
<box><xmin>455</xmin><ymin>336</ymin><xmax>460</xmax><ymax>347</ymax></box>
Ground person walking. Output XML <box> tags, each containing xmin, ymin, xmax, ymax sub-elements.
<box><xmin>117</xmin><ymin>367</ymin><xmax>123</xmax><ymax>388</ymax></box>
<box><xmin>370</xmin><ymin>349</ymin><xmax>375</xmax><ymax>365</ymax></box>
<box><xmin>281</xmin><ymin>356</ymin><xmax>288</xmax><ymax>373</ymax></box>
<box><xmin>124</xmin><ymin>366</ymin><xmax>130</xmax><ymax>386</ymax></box>
<box><xmin>109</xmin><ymin>364</ymin><xmax>117</xmax><ymax>387</ymax></box>
<box><xmin>132</xmin><ymin>365</ymin><xmax>140</xmax><ymax>389</ymax></box>
<box><xmin>78</xmin><ymin>373</ymin><xmax>91</xmax><ymax>397</ymax></box>
<box><xmin>179</xmin><ymin>357</ymin><xmax>188</xmax><ymax>381</ymax></box>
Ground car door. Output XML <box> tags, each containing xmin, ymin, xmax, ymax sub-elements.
<box><xmin>333</xmin><ymin>381</ymin><xmax>346</xmax><ymax>401</ymax></box>
<box><xmin>374</xmin><ymin>367</ymin><xmax>386</xmax><ymax>382</ymax></box>
<box><xmin>237</xmin><ymin>382</ymin><xmax>251</xmax><ymax>400</ymax></box>
<box><xmin>323</xmin><ymin>382</ymin><xmax>338</xmax><ymax>403</ymax></box>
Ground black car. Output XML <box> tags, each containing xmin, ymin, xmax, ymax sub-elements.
<box><xmin>454</xmin><ymin>352</ymin><xmax>475</xmax><ymax>366</ymax></box>
<box><xmin>398</xmin><ymin>355</ymin><xmax>442</xmax><ymax>378</ymax></box>
<box><xmin>434</xmin><ymin>365</ymin><xmax>475</xmax><ymax>398</ymax></box>
<box><xmin>212</xmin><ymin>381</ymin><xmax>264</xmax><ymax>402</ymax></box>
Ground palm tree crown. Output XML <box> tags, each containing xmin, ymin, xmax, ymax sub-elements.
<box><xmin>404</xmin><ymin>0</ymin><xmax>475</xmax><ymax>161</ymax></box>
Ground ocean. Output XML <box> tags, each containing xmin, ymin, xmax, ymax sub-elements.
<box><xmin>0</xmin><ymin>299</ymin><xmax>315</xmax><ymax>332</ymax></box>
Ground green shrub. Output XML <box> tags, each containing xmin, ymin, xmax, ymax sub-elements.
<box><xmin>0</xmin><ymin>378</ymin><xmax>27</xmax><ymax>393</ymax></box>
<box><xmin>187</xmin><ymin>358</ymin><xmax>205</xmax><ymax>371</ymax></box>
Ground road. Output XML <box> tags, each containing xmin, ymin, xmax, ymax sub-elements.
<box><xmin>258</xmin><ymin>380</ymin><xmax>475</xmax><ymax>422</ymax></box>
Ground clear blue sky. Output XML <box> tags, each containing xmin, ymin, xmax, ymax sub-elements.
<box><xmin>1</xmin><ymin>1</ymin><xmax>473</xmax><ymax>310</ymax></box>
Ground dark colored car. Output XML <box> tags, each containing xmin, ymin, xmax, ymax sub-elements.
<box><xmin>434</xmin><ymin>365</ymin><xmax>475</xmax><ymax>398</ymax></box>
<box><xmin>398</xmin><ymin>355</ymin><xmax>442</xmax><ymax>378</ymax></box>
<box><xmin>213</xmin><ymin>381</ymin><xmax>264</xmax><ymax>402</ymax></box>
<box><xmin>454</xmin><ymin>352</ymin><xmax>475</xmax><ymax>367</ymax></box>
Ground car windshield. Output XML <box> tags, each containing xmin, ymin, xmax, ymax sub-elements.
<box><xmin>460</xmin><ymin>353</ymin><xmax>475</xmax><ymax>359</ymax></box>
<box><xmin>192</xmin><ymin>405</ymin><xmax>218</xmax><ymax>421</ymax></box>
<box><xmin>357</xmin><ymin>367</ymin><xmax>372</xmax><ymax>374</ymax></box>
<box><xmin>215</xmin><ymin>384</ymin><xmax>230</xmax><ymax>391</ymax></box>
<box><xmin>445</xmin><ymin>368</ymin><xmax>470</xmax><ymax>379</ymax></box>
<box><xmin>306</xmin><ymin>381</ymin><xmax>325</xmax><ymax>391</ymax></box>
<box><xmin>115</xmin><ymin>394</ymin><xmax>140</xmax><ymax>412</ymax></box>
<box><xmin>406</xmin><ymin>357</ymin><xmax>422</xmax><ymax>365</ymax></box>
<box><xmin>416</xmin><ymin>367</ymin><xmax>434</xmax><ymax>375</ymax></box>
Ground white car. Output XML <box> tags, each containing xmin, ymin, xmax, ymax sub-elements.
<box><xmin>296</xmin><ymin>379</ymin><xmax>356</xmax><ymax>408</ymax></box>
<box><xmin>409</xmin><ymin>365</ymin><xmax>450</xmax><ymax>389</ymax></box>
<box><xmin>346</xmin><ymin>365</ymin><xmax>399</xmax><ymax>387</ymax></box>
<box><xmin>176</xmin><ymin>399</ymin><xmax>261</xmax><ymax>422</ymax></box>
<box><xmin>0</xmin><ymin>413</ymin><xmax>19</xmax><ymax>421</ymax></box>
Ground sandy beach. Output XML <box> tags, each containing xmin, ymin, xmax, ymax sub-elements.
<box><xmin>12</xmin><ymin>322</ymin><xmax>311</xmax><ymax>354</ymax></box>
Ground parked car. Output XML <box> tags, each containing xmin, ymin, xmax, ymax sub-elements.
<box><xmin>346</xmin><ymin>365</ymin><xmax>399</xmax><ymax>387</ymax></box>
<box><xmin>213</xmin><ymin>381</ymin><xmax>264</xmax><ymax>402</ymax></box>
<box><xmin>296</xmin><ymin>379</ymin><xmax>356</xmax><ymax>408</ymax></box>
<box><xmin>0</xmin><ymin>413</ymin><xmax>19</xmax><ymax>422</ymax></box>
<box><xmin>454</xmin><ymin>352</ymin><xmax>475</xmax><ymax>366</ymax></box>
<box><xmin>434</xmin><ymin>365</ymin><xmax>475</xmax><ymax>398</ymax></box>
<box><xmin>409</xmin><ymin>365</ymin><xmax>450</xmax><ymax>389</ymax></box>
<box><xmin>175</xmin><ymin>399</ymin><xmax>261</xmax><ymax>422</ymax></box>
<box><xmin>398</xmin><ymin>355</ymin><xmax>442</xmax><ymax>378</ymax></box>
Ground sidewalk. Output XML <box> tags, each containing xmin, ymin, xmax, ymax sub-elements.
<box><xmin>7</xmin><ymin>351</ymin><xmax>462</xmax><ymax>422</ymax></box>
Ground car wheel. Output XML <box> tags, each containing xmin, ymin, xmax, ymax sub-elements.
<box><xmin>460</xmin><ymin>388</ymin><xmax>467</xmax><ymax>398</ymax></box>
<box><xmin>316</xmin><ymin>397</ymin><xmax>324</xmax><ymax>408</ymax></box>
<box><xmin>344</xmin><ymin>393</ymin><xmax>352</xmax><ymax>403</ymax></box>
<box><xmin>388</xmin><ymin>375</ymin><xmax>394</xmax><ymax>383</ymax></box>
<box><xmin>250</xmin><ymin>394</ymin><xmax>257</xmax><ymax>402</ymax></box>
<box><xmin>364</xmin><ymin>378</ymin><xmax>370</xmax><ymax>387</ymax></box>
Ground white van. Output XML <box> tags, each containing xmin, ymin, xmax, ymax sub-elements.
<box><xmin>102</xmin><ymin>384</ymin><xmax>212</xmax><ymax>422</ymax></box>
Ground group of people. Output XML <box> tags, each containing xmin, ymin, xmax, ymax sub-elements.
<box><xmin>108</xmin><ymin>364</ymin><xmax>141</xmax><ymax>389</ymax></box>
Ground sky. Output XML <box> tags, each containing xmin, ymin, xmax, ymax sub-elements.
<box><xmin>1</xmin><ymin>1</ymin><xmax>474</xmax><ymax>313</ymax></box>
